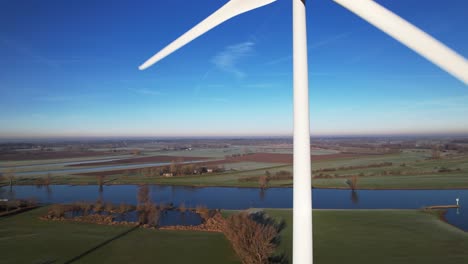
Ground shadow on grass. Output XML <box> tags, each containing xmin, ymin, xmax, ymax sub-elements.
<box><xmin>36</xmin><ymin>260</ymin><xmax>57</xmax><ymax>264</ymax></box>
<box><xmin>0</xmin><ymin>205</ymin><xmax>42</xmax><ymax>220</ymax></box>
<box><xmin>270</xmin><ymin>254</ymin><xmax>289</xmax><ymax>264</ymax></box>
<box><xmin>250</xmin><ymin>211</ymin><xmax>289</xmax><ymax>264</ymax></box>
<box><xmin>64</xmin><ymin>224</ymin><xmax>140</xmax><ymax>264</ymax></box>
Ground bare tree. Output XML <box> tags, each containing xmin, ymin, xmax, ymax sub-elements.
<box><xmin>170</xmin><ymin>161</ymin><xmax>177</xmax><ymax>175</ymax></box>
<box><xmin>182</xmin><ymin>165</ymin><xmax>193</xmax><ymax>175</ymax></box>
<box><xmin>345</xmin><ymin>175</ymin><xmax>358</xmax><ymax>190</ymax></box>
<box><xmin>136</xmin><ymin>185</ymin><xmax>160</xmax><ymax>226</ymax></box>
<box><xmin>5</xmin><ymin>168</ymin><xmax>15</xmax><ymax>187</ymax></box>
<box><xmin>45</xmin><ymin>173</ymin><xmax>52</xmax><ymax>185</ymax></box>
<box><xmin>431</xmin><ymin>147</ymin><xmax>441</xmax><ymax>159</ymax></box>
<box><xmin>150</xmin><ymin>167</ymin><xmax>159</xmax><ymax>177</ymax></box>
<box><xmin>137</xmin><ymin>185</ymin><xmax>150</xmax><ymax>205</ymax></box>
<box><xmin>258</xmin><ymin>175</ymin><xmax>269</xmax><ymax>189</ymax></box>
<box><xmin>175</xmin><ymin>158</ymin><xmax>184</xmax><ymax>175</ymax></box>
<box><xmin>223</xmin><ymin>211</ymin><xmax>283</xmax><ymax>264</ymax></box>
<box><xmin>146</xmin><ymin>203</ymin><xmax>160</xmax><ymax>227</ymax></box>
<box><xmin>96</xmin><ymin>175</ymin><xmax>105</xmax><ymax>194</ymax></box>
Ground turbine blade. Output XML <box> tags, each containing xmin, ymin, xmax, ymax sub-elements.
<box><xmin>334</xmin><ymin>0</ymin><xmax>468</xmax><ymax>85</ymax></box>
<box><xmin>139</xmin><ymin>0</ymin><xmax>277</xmax><ymax>70</ymax></box>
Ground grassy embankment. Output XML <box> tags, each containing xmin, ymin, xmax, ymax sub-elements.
<box><xmin>3</xmin><ymin>150</ymin><xmax>468</xmax><ymax>189</ymax></box>
<box><xmin>2</xmin><ymin>207</ymin><xmax>467</xmax><ymax>264</ymax></box>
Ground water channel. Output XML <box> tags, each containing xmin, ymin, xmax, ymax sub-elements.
<box><xmin>1</xmin><ymin>185</ymin><xmax>466</xmax><ymax>231</ymax></box>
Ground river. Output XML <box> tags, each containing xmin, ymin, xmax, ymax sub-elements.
<box><xmin>1</xmin><ymin>185</ymin><xmax>466</xmax><ymax>231</ymax></box>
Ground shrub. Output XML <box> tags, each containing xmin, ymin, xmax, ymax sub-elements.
<box><xmin>82</xmin><ymin>202</ymin><xmax>92</xmax><ymax>216</ymax></box>
<box><xmin>49</xmin><ymin>204</ymin><xmax>66</xmax><ymax>218</ymax></box>
<box><xmin>179</xmin><ymin>202</ymin><xmax>186</xmax><ymax>213</ymax></box>
<box><xmin>118</xmin><ymin>203</ymin><xmax>132</xmax><ymax>214</ymax></box>
<box><xmin>94</xmin><ymin>200</ymin><xmax>104</xmax><ymax>212</ymax></box>
<box><xmin>195</xmin><ymin>205</ymin><xmax>211</xmax><ymax>220</ymax></box>
<box><xmin>105</xmin><ymin>202</ymin><xmax>114</xmax><ymax>213</ymax></box>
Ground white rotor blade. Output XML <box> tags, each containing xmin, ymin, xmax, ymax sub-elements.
<box><xmin>139</xmin><ymin>0</ymin><xmax>277</xmax><ymax>70</ymax></box>
<box><xmin>334</xmin><ymin>0</ymin><xmax>468</xmax><ymax>85</ymax></box>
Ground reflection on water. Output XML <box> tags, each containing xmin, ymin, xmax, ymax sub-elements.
<box><xmin>158</xmin><ymin>210</ymin><xmax>203</xmax><ymax>227</ymax></box>
<box><xmin>444</xmin><ymin>207</ymin><xmax>467</xmax><ymax>231</ymax></box>
<box><xmin>350</xmin><ymin>190</ymin><xmax>359</xmax><ymax>204</ymax></box>
<box><xmin>1</xmin><ymin>185</ymin><xmax>467</xmax><ymax>231</ymax></box>
<box><xmin>259</xmin><ymin>189</ymin><xmax>266</xmax><ymax>201</ymax></box>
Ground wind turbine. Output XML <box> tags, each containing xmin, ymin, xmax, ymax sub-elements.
<box><xmin>138</xmin><ymin>1</ymin><xmax>468</xmax><ymax>263</ymax></box>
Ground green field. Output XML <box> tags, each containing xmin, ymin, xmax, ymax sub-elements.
<box><xmin>0</xmin><ymin>207</ymin><xmax>239</xmax><ymax>264</ymax></box>
<box><xmin>226</xmin><ymin>209</ymin><xmax>468</xmax><ymax>264</ymax></box>
<box><xmin>1</xmin><ymin>207</ymin><xmax>468</xmax><ymax>264</ymax></box>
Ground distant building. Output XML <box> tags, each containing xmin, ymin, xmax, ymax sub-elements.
<box><xmin>163</xmin><ymin>173</ymin><xmax>173</xmax><ymax>177</ymax></box>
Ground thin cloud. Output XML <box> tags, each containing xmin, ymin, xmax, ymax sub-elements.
<box><xmin>1</xmin><ymin>37</ymin><xmax>79</xmax><ymax>68</ymax></box>
<box><xmin>128</xmin><ymin>88</ymin><xmax>162</xmax><ymax>96</ymax></box>
<box><xmin>308</xmin><ymin>31</ymin><xmax>354</xmax><ymax>49</ymax></box>
<box><xmin>344</xmin><ymin>47</ymin><xmax>384</xmax><ymax>65</ymax></box>
<box><xmin>264</xmin><ymin>55</ymin><xmax>291</xmax><ymax>66</ymax></box>
<box><xmin>265</xmin><ymin>31</ymin><xmax>354</xmax><ymax>66</ymax></box>
<box><xmin>212</xmin><ymin>41</ymin><xmax>255</xmax><ymax>78</ymax></box>
<box><xmin>35</xmin><ymin>95</ymin><xmax>78</xmax><ymax>102</ymax></box>
<box><xmin>206</xmin><ymin>97</ymin><xmax>229</xmax><ymax>103</ymax></box>
<box><xmin>206</xmin><ymin>84</ymin><xmax>226</xmax><ymax>88</ymax></box>
<box><xmin>244</xmin><ymin>83</ymin><xmax>275</xmax><ymax>89</ymax></box>
<box><xmin>265</xmin><ymin>31</ymin><xmax>353</xmax><ymax>65</ymax></box>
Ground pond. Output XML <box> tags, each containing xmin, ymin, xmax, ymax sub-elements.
<box><xmin>1</xmin><ymin>185</ymin><xmax>466</xmax><ymax>231</ymax></box>
<box><xmin>64</xmin><ymin>209</ymin><xmax>203</xmax><ymax>227</ymax></box>
<box><xmin>112</xmin><ymin>210</ymin><xmax>203</xmax><ymax>226</ymax></box>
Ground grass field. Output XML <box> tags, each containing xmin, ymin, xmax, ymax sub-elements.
<box><xmin>0</xmin><ymin>207</ymin><xmax>239</xmax><ymax>264</ymax></box>
<box><xmin>2</xmin><ymin>207</ymin><xmax>468</xmax><ymax>264</ymax></box>
<box><xmin>225</xmin><ymin>209</ymin><xmax>468</xmax><ymax>264</ymax></box>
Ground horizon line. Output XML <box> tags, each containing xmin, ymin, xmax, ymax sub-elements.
<box><xmin>1</xmin><ymin>132</ymin><xmax>468</xmax><ymax>142</ymax></box>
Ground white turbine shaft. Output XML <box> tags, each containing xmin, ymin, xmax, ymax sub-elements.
<box><xmin>139</xmin><ymin>0</ymin><xmax>277</xmax><ymax>70</ymax></box>
<box><xmin>139</xmin><ymin>1</ymin><xmax>313</xmax><ymax>263</ymax></box>
<box><xmin>334</xmin><ymin>0</ymin><xmax>468</xmax><ymax>85</ymax></box>
<box><xmin>293</xmin><ymin>0</ymin><xmax>313</xmax><ymax>264</ymax></box>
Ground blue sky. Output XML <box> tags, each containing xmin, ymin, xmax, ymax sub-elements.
<box><xmin>1</xmin><ymin>0</ymin><xmax>467</xmax><ymax>139</ymax></box>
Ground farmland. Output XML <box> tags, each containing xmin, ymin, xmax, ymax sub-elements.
<box><xmin>1</xmin><ymin>137</ymin><xmax>468</xmax><ymax>190</ymax></box>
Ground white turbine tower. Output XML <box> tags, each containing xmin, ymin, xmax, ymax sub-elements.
<box><xmin>138</xmin><ymin>1</ymin><xmax>468</xmax><ymax>263</ymax></box>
